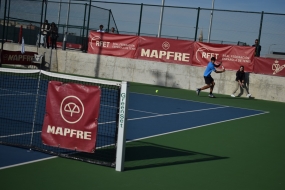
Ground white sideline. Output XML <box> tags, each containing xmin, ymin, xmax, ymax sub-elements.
<box><xmin>0</xmin><ymin>156</ymin><xmax>57</xmax><ymax>170</ymax></box>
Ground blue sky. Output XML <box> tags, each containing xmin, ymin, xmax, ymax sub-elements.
<box><xmin>86</xmin><ymin>0</ymin><xmax>284</xmax><ymax>13</ymax></box>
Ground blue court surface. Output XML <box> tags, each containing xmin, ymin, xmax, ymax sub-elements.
<box><xmin>0</xmin><ymin>92</ymin><xmax>267</xmax><ymax>169</ymax></box>
<box><xmin>0</xmin><ymin>145</ymin><xmax>56</xmax><ymax>169</ymax></box>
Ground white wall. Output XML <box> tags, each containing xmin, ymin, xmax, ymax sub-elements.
<box><xmin>4</xmin><ymin>43</ymin><xmax>285</xmax><ymax>102</ymax></box>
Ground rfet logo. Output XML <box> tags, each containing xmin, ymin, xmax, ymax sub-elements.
<box><xmin>41</xmin><ymin>81</ymin><xmax>101</xmax><ymax>153</ymax></box>
<box><xmin>90</xmin><ymin>36</ymin><xmax>110</xmax><ymax>49</ymax></box>
<box><xmin>272</xmin><ymin>59</ymin><xmax>285</xmax><ymax>75</ymax></box>
<box><xmin>195</xmin><ymin>46</ymin><xmax>219</xmax><ymax>62</ymax></box>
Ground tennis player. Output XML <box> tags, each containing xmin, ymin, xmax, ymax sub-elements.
<box><xmin>196</xmin><ymin>57</ymin><xmax>225</xmax><ymax>98</ymax></box>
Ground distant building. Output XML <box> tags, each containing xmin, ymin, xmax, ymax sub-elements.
<box><xmin>0</xmin><ymin>20</ymin><xmax>36</xmax><ymax>30</ymax></box>
<box><xmin>265</xmin><ymin>52</ymin><xmax>285</xmax><ymax>60</ymax></box>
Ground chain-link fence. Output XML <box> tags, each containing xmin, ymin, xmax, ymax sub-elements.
<box><xmin>1</xmin><ymin>0</ymin><xmax>284</xmax><ymax>56</ymax></box>
<box><xmin>0</xmin><ymin>0</ymin><xmax>118</xmax><ymax>51</ymax></box>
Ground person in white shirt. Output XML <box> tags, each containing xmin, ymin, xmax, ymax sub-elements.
<box><xmin>41</xmin><ymin>20</ymin><xmax>50</xmax><ymax>48</ymax></box>
<box><xmin>97</xmin><ymin>25</ymin><xmax>105</xmax><ymax>32</ymax></box>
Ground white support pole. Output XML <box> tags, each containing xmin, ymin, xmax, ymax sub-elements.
<box><xmin>62</xmin><ymin>0</ymin><xmax>71</xmax><ymax>50</ymax></box>
<box><xmin>115</xmin><ymin>81</ymin><xmax>129</xmax><ymax>172</ymax></box>
<box><xmin>207</xmin><ymin>0</ymin><xmax>215</xmax><ymax>43</ymax></box>
<box><xmin>157</xmin><ymin>0</ymin><xmax>165</xmax><ymax>38</ymax></box>
<box><xmin>57</xmin><ymin>0</ymin><xmax>62</xmax><ymax>27</ymax></box>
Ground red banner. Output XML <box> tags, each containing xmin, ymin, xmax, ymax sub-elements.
<box><xmin>1</xmin><ymin>50</ymin><xmax>35</xmax><ymax>65</ymax></box>
<box><xmin>253</xmin><ymin>57</ymin><xmax>285</xmax><ymax>77</ymax></box>
<box><xmin>86</xmin><ymin>33</ymin><xmax>285</xmax><ymax>75</ymax></box>
<box><xmin>134</xmin><ymin>36</ymin><xmax>194</xmax><ymax>65</ymax></box>
<box><xmin>192</xmin><ymin>42</ymin><xmax>255</xmax><ymax>72</ymax></box>
<box><xmin>41</xmin><ymin>81</ymin><xmax>101</xmax><ymax>153</ymax></box>
<box><xmin>88</xmin><ymin>31</ymin><xmax>139</xmax><ymax>58</ymax></box>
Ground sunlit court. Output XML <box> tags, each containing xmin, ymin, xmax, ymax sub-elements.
<box><xmin>1</xmin><ymin>0</ymin><xmax>285</xmax><ymax>189</ymax></box>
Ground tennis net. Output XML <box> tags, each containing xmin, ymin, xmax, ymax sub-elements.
<box><xmin>0</xmin><ymin>67</ymin><xmax>128</xmax><ymax>171</ymax></box>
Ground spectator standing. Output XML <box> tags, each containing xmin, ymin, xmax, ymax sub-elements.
<box><xmin>110</xmin><ymin>27</ymin><xmax>116</xmax><ymax>33</ymax></box>
<box><xmin>97</xmin><ymin>25</ymin><xmax>105</xmax><ymax>32</ymax></box>
<box><xmin>41</xmin><ymin>20</ymin><xmax>50</xmax><ymax>48</ymax></box>
<box><xmin>231</xmin><ymin>66</ymin><xmax>251</xmax><ymax>98</ymax></box>
<box><xmin>252</xmin><ymin>39</ymin><xmax>261</xmax><ymax>57</ymax></box>
<box><xmin>50</xmin><ymin>22</ymin><xmax>58</xmax><ymax>49</ymax></box>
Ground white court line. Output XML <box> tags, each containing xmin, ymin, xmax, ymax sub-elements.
<box><xmin>95</xmin><ymin>106</ymin><xmax>228</xmax><ymax>124</ymax></box>
<box><xmin>129</xmin><ymin>109</ymin><xmax>159</xmax><ymax>115</ymax></box>
<box><xmin>0</xmin><ymin>107</ymin><xmax>229</xmax><ymax>136</ymax></box>
<box><xmin>129</xmin><ymin>106</ymin><xmax>227</xmax><ymax>121</ymax></box>
<box><xmin>0</xmin><ymin>94</ymin><xmax>45</xmax><ymax>97</ymax></box>
<box><xmin>0</xmin><ymin>131</ymin><xmax>41</xmax><ymax>138</ymax></box>
<box><xmin>101</xmin><ymin>105</ymin><xmax>160</xmax><ymax>115</ymax></box>
<box><xmin>0</xmin><ymin>88</ymin><xmax>46</xmax><ymax>97</ymax></box>
<box><xmin>0</xmin><ymin>156</ymin><xmax>57</xmax><ymax>170</ymax></box>
<box><xmin>126</xmin><ymin>111</ymin><xmax>268</xmax><ymax>143</ymax></box>
<box><xmin>131</xmin><ymin>92</ymin><xmax>269</xmax><ymax>113</ymax></box>
<box><xmin>101</xmin><ymin>104</ymin><xmax>117</xmax><ymax>108</ymax></box>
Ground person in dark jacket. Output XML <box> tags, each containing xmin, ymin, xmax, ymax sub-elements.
<box><xmin>50</xmin><ymin>22</ymin><xmax>58</xmax><ymax>49</ymax></box>
<box><xmin>231</xmin><ymin>66</ymin><xmax>251</xmax><ymax>98</ymax></box>
<box><xmin>252</xmin><ymin>39</ymin><xmax>261</xmax><ymax>57</ymax></box>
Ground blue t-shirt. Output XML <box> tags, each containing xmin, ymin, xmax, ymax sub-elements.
<box><xmin>203</xmin><ymin>62</ymin><xmax>216</xmax><ymax>77</ymax></box>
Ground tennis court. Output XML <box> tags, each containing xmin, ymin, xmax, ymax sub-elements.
<box><xmin>1</xmin><ymin>78</ymin><xmax>285</xmax><ymax>189</ymax></box>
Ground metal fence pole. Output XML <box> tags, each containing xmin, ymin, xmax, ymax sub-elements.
<box><xmin>207</xmin><ymin>0</ymin><xmax>215</xmax><ymax>43</ymax></box>
<box><xmin>38</xmin><ymin>0</ymin><xmax>44</xmax><ymax>47</ymax></box>
<box><xmin>258</xmin><ymin>11</ymin><xmax>264</xmax><ymax>48</ymax></box>
<box><xmin>83</xmin><ymin>0</ymin><xmax>92</xmax><ymax>52</ymax></box>
<box><xmin>62</xmin><ymin>0</ymin><xmax>71</xmax><ymax>50</ymax></box>
<box><xmin>110</xmin><ymin>11</ymin><xmax>119</xmax><ymax>34</ymax></box>
<box><xmin>107</xmin><ymin>10</ymin><xmax>111</xmax><ymax>32</ymax></box>
<box><xmin>138</xmin><ymin>3</ymin><xmax>143</xmax><ymax>36</ymax></box>
<box><xmin>194</xmin><ymin>7</ymin><xmax>200</xmax><ymax>41</ymax></box>
<box><xmin>44</xmin><ymin>2</ymin><xmax>47</xmax><ymax>24</ymax></box>
<box><xmin>5</xmin><ymin>0</ymin><xmax>11</xmax><ymax>42</ymax></box>
<box><xmin>157</xmin><ymin>0</ymin><xmax>165</xmax><ymax>38</ymax></box>
<box><xmin>1</xmin><ymin>0</ymin><xmax>8</xmax><ymax>67</ymax></box>
<box><xmin>81</xmin><ymin>3</ymin><xmax>87</xmax><ymax>49</ymax></box>
<box><xmin>57</xmin><ymin>0</ymin><xmax>62</xmax><ymax>27</ymax></box>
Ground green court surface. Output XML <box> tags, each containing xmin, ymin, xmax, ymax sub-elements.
<box><xmin>1</xmin><ymin>82</ymin><xmax>285</xmax><ymax>190</ymax></box>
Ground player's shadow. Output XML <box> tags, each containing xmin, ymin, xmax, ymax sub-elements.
<box><xmin>124</xmin><ymin>141</ymin><xmax>228</xmax><ymax>171</ymax></box>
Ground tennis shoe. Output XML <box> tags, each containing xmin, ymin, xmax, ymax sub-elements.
<box><xmin>247</xmin><ymin>94</ymin><xmax>251</xmax><ymax>98</ymax></box>
<box><xmin>196</xmin><ymin>88</ymin><xmax>201</xmax><ymax>96</ymax></box>
<box><xmin>231</xmin><ymin>94</ymin><xmax>235</xmax><ymax>97</ymax></box>
<box><xmin>208</xmin><ymin>93</ymin><xmax>215</xmax><ymax>98</ymax></box>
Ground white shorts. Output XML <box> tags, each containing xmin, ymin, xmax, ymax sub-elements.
<box><xmin>40</xmin><ymin>35</ymin><xmax>45</xmax><ymax>43</ymax></box>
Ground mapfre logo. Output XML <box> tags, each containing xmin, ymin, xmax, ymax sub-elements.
<box><xmin>272</xmin><ymin>60</ymin><xmax>285</xmax><ymax>74</ymax></box>
<box><xmin>90</xmin><ymin>36</ymin><xmax>110</xmax><ymax>49</ymax></box>
<box><xmin>162</xmin><ymin>41</ymin><xmax>170</xmax><ymax>50</ymax></box>
<box><xmin>60</xmin><ymin>96</ymin><xmax>84</xmax><ymax>124</ymax></box>
<box><xmin>195</xmin><ymin>47</ymin><xmax>219</xmax><ymax>62</ymax></box>
<box><xmin>2</xmin><ymin>53</ymin><xmax>34</xmax><ymax>62</ymax></box>
<box><xmin>140</xmin><ymin>41</ymin><xmax>190</xmax><ymax>62</ymax></box>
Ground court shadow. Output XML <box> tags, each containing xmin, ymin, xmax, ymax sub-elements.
<box><xmin>124</xmin><ymin>141</ymin><xmax>228</xmax><ymax>171</ymax></box>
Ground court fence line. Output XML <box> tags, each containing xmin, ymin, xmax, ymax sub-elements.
<box><xmin>0</xmin><ymin>0</ymin><xmax>284</xmax><ymax>56</ymax></box>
